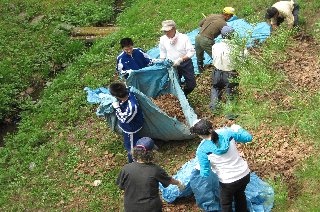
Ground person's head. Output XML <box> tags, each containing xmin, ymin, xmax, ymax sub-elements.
<box><xmin>133</xmin><ymin>137</ymin><xmax>158</xmax><ymax>163</ymax></box>
<box><xmin>109</xmin><ymin>82</ymin><xmax>129</xmax><ymax>99</ymax></box>
<box><xmin>120</xmin><ymin>38</ymin><xmax>134</xmax><ymax>55</ymax></box>
<box><xmin>223</xmin><ymin>7</ymin><xmax>235</xmax><ymax>21</ymax></box>
<box><xmin>265</xmin><ymin>7</ymin><xmax>278</xmax><ymax>19</ymax></box>
<box><xmin>221</xmin><ymin>25</ymin><xmax>235</xmax><ymax>39</ymax></box>
<box><xmin>190</xmin><ymin>119</ymin><xmax>219</xmax><ymax>145</ymax></box>
<box><xmin>161</xmin><ymin>20</ymin><xmax>176</xmax><ymax>39</ymax></box>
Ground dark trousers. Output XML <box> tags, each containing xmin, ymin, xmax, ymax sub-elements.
<box><xmin>209</xmin><ymin>69</ymin><xmax>238</xmax><ymax>110</ymax></box>
<box><xmin>123</xmin><ymin>131</ymin><xmax>140</xmax><ymax>163</ymax></box>
<box><xmin>176</xmin><ymin>59</ymin><xmax>196</xmax><ymax>96</ymax></box>
<box><xmin>219</xmin><ymin>173</ymin><xmax>250</xmax><ymax>212</ymax></box>
<box><xmin>276</xmin><ymin>4</ymin><xmax>299</xmax><ymax>27</ymax></box>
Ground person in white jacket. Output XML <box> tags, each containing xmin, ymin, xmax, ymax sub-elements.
<box><xmin>159</xmin><ymin>20</ymin><xmax>196</xmax><ymax>96</ymax></box>
<box><xmin>265</xmin><ymin>0</ymin><xmax>299</xmax><ymax>29</ymax></box>
<box><xmin>190</xmin><ymin>118</ymin><xmax>253</xmax><ymax>212</ymax></box>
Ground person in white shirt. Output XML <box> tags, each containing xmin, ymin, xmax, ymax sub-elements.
<box><xmin>159</xmin><ymin>20</ymin><xmax>196</xmax><ymax>96</ymax></box>
<box><xmin>209</xmin><ymin>26</ymin><xmax>247</xmax><ymax>111</ymax></box>
<box><xmin>265</xmin><ymin>0</ymin><xmax>299</xmax><ymax>29</ymax></box>
<box><xmin>190</xmin><ymin>118</ymin><xmax>253</xmax><ymax>212</ymax></box>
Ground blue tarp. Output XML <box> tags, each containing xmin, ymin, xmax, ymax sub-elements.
<box><xmin>84</xmin><ymin>61</ymin><xmax>198</xmax><ymax>141</ymax></box>
<box><xmin>160</xmin><ymin>157</ymin><xmax>274</xmax><ymax>212</ymax></box>
<box><xmin>147</xmin><ymin>17</ymin><xmax>271</xmax><ymax>73</ymax></box>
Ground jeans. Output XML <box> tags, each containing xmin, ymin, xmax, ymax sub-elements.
<box><xmin>195</xmin><ymin>34</ymin><xmax>214</xmax><ymax>67</ymax></box>
<box><xmin>209</xmin><ymin>69</ymin><xmax>239</xmax><ymax>110</ymax></box>
<box><xmin>219</xmin><ymin>173</ymin><xmax>250</xmax><ymax>212</ymax></box>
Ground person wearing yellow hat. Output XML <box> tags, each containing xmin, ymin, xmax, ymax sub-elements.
<box><xmin>195</xmin><ymin>7</ymin><xmax>235</xmax><ymax>73</ymax></box>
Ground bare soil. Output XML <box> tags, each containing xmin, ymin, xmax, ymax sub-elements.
<box><xmin>274</xmin><ymin>33</ymin><xmax>320</xmax><ymax>93</ymax></box>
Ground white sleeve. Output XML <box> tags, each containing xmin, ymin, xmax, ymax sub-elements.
<box><xmin>159</xmin><ymin>37</ymin><xmax>167</xmax><ymax>59</ymax></box>
<box><xmin>185</xmin><ymin>36</ymin><xmax>195</xmax><ymax>58</ymax></box>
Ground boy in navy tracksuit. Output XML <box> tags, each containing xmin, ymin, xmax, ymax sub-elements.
<box><xmin>116</xmin><ymin>38</ymin><xmax>152</xmax><ymax>79</ymax></box>
<box><xmin>110</xmin><ymin>82</ymin><xmax>144</xmax><ymax>163</ymax></box>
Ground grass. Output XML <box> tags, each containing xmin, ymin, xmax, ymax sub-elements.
<box><xmin>0</xmin><ymin>0</ymin><xmax>320</xmax><ymax>210</ymax></box>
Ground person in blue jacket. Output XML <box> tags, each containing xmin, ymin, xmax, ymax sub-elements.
<box><xmin>110</xmin><ymin>82</ymin><xmax>144</xmax><ymax>163</ymax></box>
<box><xmin>116</xmin><ymin>38</ymin><xmax>152</xmax><ymax>79</ymax></box>
<box><xmin>190</xmin><ymin>118</ymin><xmax>253</xmax><ymax>212</ymax></box>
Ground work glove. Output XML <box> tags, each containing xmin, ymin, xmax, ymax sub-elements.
<box><xmin>173</xmin><ymin>57</ymin><xmax>183</xmax><ymax>67</ymax></box>
<box><xmin>152</xmin><ymin>58</ymin><xmax>163</xmax><ymax>63</ymax></box>
<box><xmin>112</xmin><ymin>101</ymin><xmax>120</xmax><ymax>109</ymax></box>
<box><xmin>230</xmin><ymin>124</ymin><xmax>241</xmax><ymax>132</ymax></box>
<box><xmin>177</xmin><ymin>181</ymin><xmax>186</xmax><ymax>192</ymax></box>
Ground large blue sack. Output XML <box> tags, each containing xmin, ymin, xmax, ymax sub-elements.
<box><xmin>160</xmin><ymin>157</ymin><xmax>274</xmax><ymax>212</ymax></box>
<box><xmin>84</xmin><ymin>61</ymin><xmax>198</xmax><ymax>141</ymax></box>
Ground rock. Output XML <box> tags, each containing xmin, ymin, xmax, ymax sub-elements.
<box><xmin>93</xmin><ymin>180</ymin><xmax>101</xmax><ymax>187</ymax></box>
<box><xmin>30</xmin><ymin>15</ymin><xmax>45</xmax><ymax>25</ymax></box>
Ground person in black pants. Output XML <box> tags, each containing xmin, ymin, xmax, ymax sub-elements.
<box><xmin>190</xmin><ymin>119</ymin><xmax>253</xmax><ymax>212</ymax></box>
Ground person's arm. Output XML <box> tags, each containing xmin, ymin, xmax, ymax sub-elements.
<box><xmin>159</xmin><ymin>37</ymin><xmax>167</xmax><ymax>60</ymax></box>
<box><xmin>169</xmin><ymin>178</ymin><xmax>185</xmax><ymax>191</ymax></box>
<box><xmin>184</xmin><ymin>36</ymin><xmax>196</xmax><ymax>60</ymax></box>
<box><xmin>229</xmin><ymin>124</ymin><xmax>253</xmax><ymax>143</ymax></box>
<box><xmin>286</xmin><ymin>12</ymin><xmax>294</xmax><ymax>29</ymax></box>
<box><xmin>197</xmin><ymin>147</ymin><xmax>211</xmax><ymax>177</ymax></box>
<box><xmin>156</xmin><ymin>166</ymin><xmax>184</xmax><ymax>190</ymax></box>
<box><xmin>116</xmin><ymin>57</ymin><xmax>129</xmax><ymax>76</ymax></box>
<box><xmin>138</xmin><ymin>48</ymin><xmax>152</xmax><ymax>65</ymax></box>
<box><xmin>116</xmin><ymin>169</ymin><xmax>128</xmax><ymax>190</ymax></box>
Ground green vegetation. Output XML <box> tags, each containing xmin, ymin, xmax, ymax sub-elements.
<box><xmin>1</xmin><ymin>0</ymin><xmax>320</xmax><ymax>210</ymax></box>
<box><xmin>0</xmin><ymin>0</ymin><xmax>115</xmax><ymax>120</ymax></box>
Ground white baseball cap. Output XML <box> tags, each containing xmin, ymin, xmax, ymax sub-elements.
<box><xmin>161</xmin><ymin>20</ymin><xmax>176</xmax><ymax>31</ymax></box>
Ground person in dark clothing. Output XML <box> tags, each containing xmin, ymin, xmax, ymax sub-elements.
<box><xmin>116</xmin><ymin>38</ymin><xmax>152</xmax><ymax>79</ymax></box>
<box><xmin>116</xmin><ymin>137</ymin><xmax>185</xmax><ymax>212</ymax></box>
<box><xmin>110</xmin><ymin>82</ymin><xmax>144</xmax><ymax>163</ymax></box>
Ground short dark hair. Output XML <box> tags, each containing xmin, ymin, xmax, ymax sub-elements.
<box><xmin>120</xmin><ymin>38</ymin><xmax>134</xmax><ymax>48</ymax></box>
<box><xmin>265</xmin><ymin>7</ymin><xmax>278</xmax><ymax>19</ymax></box>
<box><xmin>132</xmin><ymin>147</ymin><xmax>154</xmax><ymax>163</ymax></box>
<box><xmin>109</xmin><ymin>82</ymin><xmax>129</xmax><ymax>98</ymax></box>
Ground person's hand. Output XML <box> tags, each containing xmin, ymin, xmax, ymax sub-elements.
<box><xmin>173</xmin><ymin>57</ymin><xmax>183</xmax><ymax>67</ymax></box>
<box><xmin>177</xmin><ymin>181</ymin><xmax>186</xmax><ymax>192</ymax></box>
<box><xmin>230</xmin><ymin>124</ymin><xmax>241</xmax><ymax>132</ymax></box>
<box><xmin>126</xmin><ymin>69</ymin><xmax>133</xmax><ymax>74</ymax></box>
<box><xmin>112</xmin><ymin>101</ymin><xmax>120</xmax><ymax>109</ymax></box>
